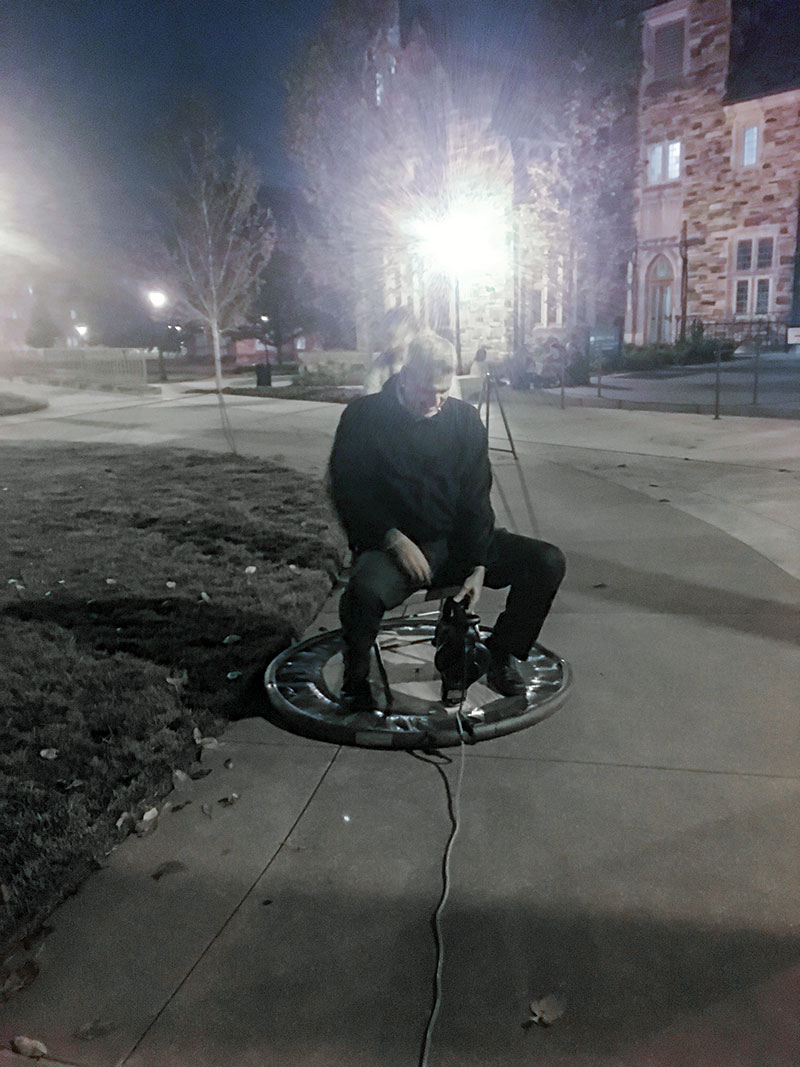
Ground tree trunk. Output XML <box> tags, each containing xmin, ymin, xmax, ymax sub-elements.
<box><xmin>210</xmin><ymin>319</ymin><xmax>224</xmax><ymax>393</ymax></box>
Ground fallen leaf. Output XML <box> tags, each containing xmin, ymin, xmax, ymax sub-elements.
<box><xmin>527</xmin><ymin>993</ymin><xmax>566</xmax><ymax>1028</ymax></box>
<box><xmin>226</xmin><ymin>671</ymin><xmax>242</xmax><ymax>680</ymax></box>
<box><xmin>11</xmin><ymin>1036</ymin><xmax>48</xmax><ymax>1057</ymax></box>
<box><xmin>199</xmin><ymin>591</ymin><xmax>211</xmax><ymax>603</ymax></box>
<box><xmin>222</xmin><ymin>634</ymin><xmax>241</xmax><ymax>644</ymax></box>
<box><xmin>218</xmin><ymin>793</ymin><xmax>239</xmax><ymax>807</ymax></box>
<box><xmin>172</xmin><ymin>769</ymin><xmax>190</xmax><ymax>789</ymax></box>
<box><xmin>192</xmin><ymin>727</ymin><xmax>217</xmax><ymax>748</ymax></box>
<box><xmin>201</xmin><ymin>803</ymin><xmax>213</xmax><ymax>818</ymax></box>
<box><xmin>188</xmin><ymin>765</ymin><xmax>212</xmax><ymax>780</ymax></box>
<box><xmin>658</xmin><ymin>498</ymin><xmax>671</xmax><ymax>502</ymax></box>
<box><xmin>73</xmin><ymin>1018</ymin><xmax>116</xmax><ymax>1040</ymax></box>
<box><xmin>165</xmin><ymin>580</ymin><xmax>177</xmax><ymax>589</ymax></box>
<box><xmin>592</xmin><ymin>582</ymin><xmax>607</xmax><ymax>589</ymax></box>
<box><xmin>223</xmin><ymin>758</ymin><xmax>234</xmax><ymax>770</ymax></box>
<box><xmin>261</xmin><ymin>898</ymin><xmax>273</xmax><ymax>906</ymax></box>
<box><xmin>105</xmin><ymin>578</ymin><xmax>117</xmax><ymax>585</ymax></box>
<box><xmin>1</xmin><ymin>960</ymin><xmax>39</xmax><ymax>999</ymax></box>
<box><xmin>39</xmin><ymin>748</ymin><xmax>58</xmax><ymax>760</ymax></box>
<box><xmin>170</xmin><ymin>799</ymin><xmax>192</xmax><ymax>813</ymax></box>
<box><xmin>166</xmin><ymin>669</ymin><xmax>188</xmax><ymax>690</ymax></box>
<box><xmin>134</xmin><ymin>807</ymin><xmax>159</xmax><ymax>836</ymax></box>
<box><xmin>151</xmin><ymin>860</ymin><xmax>187</xmax><ymax>881</ymax></box>
<box><xmin>244</xmin><ymin>565</ymin><xmax>257</xmax><ymax>575</ymax></box>
<box><xmin>115</xmin><ymin>812</ymin><xmax>134</xmax><ymax>833</ymax></box>
<box><xmin>21</xmin><ymin>925</ymin><xmax>54</xmax><ymax>954</ymax></box>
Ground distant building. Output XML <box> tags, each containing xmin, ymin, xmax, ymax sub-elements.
<box><xmin>628</xmin><ymin>0</ymin><xmax>800</xmax><ymax>343</ymax></box>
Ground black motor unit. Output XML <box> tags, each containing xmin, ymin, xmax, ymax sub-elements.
<box><xmin>433</xmin><ymin>596</ymin><xmax>491</xmax><ymax>706</ymax></box>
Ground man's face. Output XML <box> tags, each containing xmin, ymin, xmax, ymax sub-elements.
<box><xmin>401</xmin><ymin>369</ymin><xmax>453</xmax><ymax>418</ymax></box>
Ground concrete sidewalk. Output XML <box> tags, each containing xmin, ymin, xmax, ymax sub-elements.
<box><xmin>1</xmin><ymin>381</ymin><xmax>799</xmax><ymax>1066</ymax></box>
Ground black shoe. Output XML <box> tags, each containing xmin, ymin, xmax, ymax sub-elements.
<box><xmin>486</xmin><ymin>654</ymin><xmax>527</xmax><ymax>698</ymax></box>
<box><xmin>338</xmin><ymin>676</ymin><xmax>376</xmax><ymax>715</ymax></box>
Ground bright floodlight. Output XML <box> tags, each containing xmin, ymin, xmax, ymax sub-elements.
<box><xmin>147</xmin><ymin>289</ymin><xmax>168</xmax><ymax>309</ymax></box>
<box><xmin>74</xmin><ymin>324</ymin><xmax>88</xmax><ymax>338</ymax></box>
<box><xmin>414</xmin><ymin>198</ymin><xmax>507</xmax><ymax>283</ymax></box>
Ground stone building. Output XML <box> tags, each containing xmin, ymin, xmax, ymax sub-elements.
<box><xmin>628</xmin><ymin>0</ymin><xmax>800</xmax><ymax>344</ymax></box>
<box><xmin>297</xmin><ymin>1</ymin><xmax>632</xmax><ymax>365</ymax></box>
<box><xmin>355</xmin><ymin>19</ymin><xmax>517</xmax><ymax>369</ymax></box>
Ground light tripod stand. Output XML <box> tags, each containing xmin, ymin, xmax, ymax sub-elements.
<box><xmin>475</xmin><ymin>371</ymin><xmax>518</xmax><ymax>461</ymax></box>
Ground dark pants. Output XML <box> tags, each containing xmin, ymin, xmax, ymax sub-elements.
<box><xmin>339</xmin><ymin>529</ymin><xmax>566</xmax><ymax>681</ymax></box>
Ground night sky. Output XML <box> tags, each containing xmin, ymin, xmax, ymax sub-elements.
<box><xmin>0</xmin><ymin>0</ymin><xmax>565</xmax><ymax>248</ymax></box>
<box><xmin>1</xmin><ymin>1</ymin><xmax>331</xmax><ymax>218</ymax></box>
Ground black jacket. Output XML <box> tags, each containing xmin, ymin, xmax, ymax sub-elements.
<box><xmin>329</xmin><ymin>376</ymin><xmax>494</xmax><ymax>568</ymax></box>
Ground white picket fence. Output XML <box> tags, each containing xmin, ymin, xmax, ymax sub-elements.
<box><xmin>0</xmin><ymin>347</ymin><xmax>150</xmax><ymax>390</ymax></box>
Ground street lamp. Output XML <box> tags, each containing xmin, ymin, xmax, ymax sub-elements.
<box><xmin>412</xmin><ymin>196</ymin><xmax>508</xmax><ymax>374</ymax></box>
<box><xmin>147</xmin><ymin>289</ymin><xmax>168</xmax><ymax>311</ymax></box>
<box><xmin>145</xmin><ymin>288</ymin><xmax>170</xmax><ymax>381</ymax></box>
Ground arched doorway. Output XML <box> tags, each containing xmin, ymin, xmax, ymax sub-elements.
<box><xmin>645</xmin><ymin>255</ymin><xmax>674</xmax><ymax>343</ymax></box>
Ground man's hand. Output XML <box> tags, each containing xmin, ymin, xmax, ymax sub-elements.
<box><xmin>384</xmin><ymin>529</ymin><xmax>432</xmax><ymax>584</ymax></box>
<box><xmin>454</xmin><ymin>565</ymin><xmax>485</xmax><ymax>610</ymax></box>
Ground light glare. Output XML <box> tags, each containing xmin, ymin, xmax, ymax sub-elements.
<box><xmin>413</xmin><ymin>198</ymin><xmax>507</xmax><ymax>283</ymax></box>
<box><xmin>147</xmin><ymin>289</ymin><xmax>168</xmax><ymax>309</ymax></box>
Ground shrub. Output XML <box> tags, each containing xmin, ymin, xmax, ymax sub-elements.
<box><xmin>295</xmin><ymin>362</ymin><xmax>365</xmax><ymax>387</ymax></box>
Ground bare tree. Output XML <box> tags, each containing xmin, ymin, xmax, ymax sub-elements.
<box><xmin>164</xmin><ymin>128</ymin><xmax>275</xmax><ymax>394</ymax></box>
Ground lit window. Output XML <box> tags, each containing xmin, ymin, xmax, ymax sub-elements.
<box><xmin>647</xmin><ymin>140</ymin><xmax>681</xmax><ymax>184</ymax></box>
<box><xmin>736</xmin><ymin>240</ymin><xmax>752</xmax><ymax>271</ymax></box>
<box><xmin>757</xmin><ymin>237</ymin><xmax>773</xmax><ymax>269</ymax></box>
<box><xmin>648</xmin><ymin>144</ymin><xmax>663</xmax><ymax>184</ymax></box>
<box><xmin>667</xmin><ymin>140</ymin><xmax>681</xmax><ymax>180</ymax></box>
<box><xmin>743</xmin><ymin>125</ymin><xmax>759</xmax><ymax>166</ymax></box>
<box><xmin>732</xmin><ymin>232</ymin><xmax>777</xmax><ymax>316</ymax></box>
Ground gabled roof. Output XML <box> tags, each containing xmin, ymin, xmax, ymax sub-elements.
<box><xmin>726</xmin><ymin>0</ymin><xmax>800</xmax><ymax>103</ymax></box>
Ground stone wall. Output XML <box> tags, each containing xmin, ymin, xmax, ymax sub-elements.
<box><xmin>630</xmin><ymin>0</ymin><xmax>800</xmax><ymax>341</ymax></box>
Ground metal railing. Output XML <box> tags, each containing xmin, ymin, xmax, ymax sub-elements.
<box><xmin>0</xmin><ymin>347</ymin><xmax>150</xmax><ymax>390</ymax></box>
<box><xmin>673</xmin><ymin>316</ymin><xmax>788</xmax><ymax>349</ymax></box>
<box><xmin>585</xmin><ymin>317</ymin><xmax>798</xmax><ymax>418</ymax></box>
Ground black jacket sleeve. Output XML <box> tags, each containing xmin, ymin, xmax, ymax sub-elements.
<box><xmin>454</xmin><ymin>408</ymin><xmax>494</xmax><ymax>568</ymax></box>
<box><xmin>328</xmin><ymin>400</ymin><xmax>397</xmax><ymax>550</ymax></box>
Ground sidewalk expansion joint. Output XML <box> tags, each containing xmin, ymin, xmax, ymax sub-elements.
<box><xmin>461</xmin><ymin>752</ymin><xmax>800</xmax><ymax>781</ymax></box>
<box><xmin>116</xmin><ymin>744</ymin><xmax>344</xmax><ymax>1066</ymax></box>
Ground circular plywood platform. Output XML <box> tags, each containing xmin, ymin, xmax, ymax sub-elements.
<box><xmin>264</xmin><ymin>617</ymin><xmax>570</xmax><ymax>750</ymax></box>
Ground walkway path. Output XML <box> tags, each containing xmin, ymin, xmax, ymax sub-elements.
<box><xmin>1</xmin><ymin>378</ymin><xmax>798</xmax><ymax>1067</ymax></box>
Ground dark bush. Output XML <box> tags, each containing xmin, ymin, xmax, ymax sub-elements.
<box><xmin>620</xmin><ymin>338</ymin><xmax>736</xmax><ymax>372</ymax></box>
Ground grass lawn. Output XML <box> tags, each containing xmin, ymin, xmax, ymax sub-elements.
<box><xmin>0</xmin><ymin>442</ymin><xmax>345</xmax><ymax>956</ymax></box>
<box><xmin>0</xmin><ymin>393</ymin><xmax>49</xmax><ymax>417</ymax></box>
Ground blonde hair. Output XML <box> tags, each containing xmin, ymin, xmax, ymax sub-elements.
<box><xmin>402</xmin><ymin>332</ymin><xmax>457</xmax><ymax>382</ymax></box>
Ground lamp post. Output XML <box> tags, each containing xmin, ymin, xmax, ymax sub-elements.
<box><xmin>146</xmin><ymin>289</ymin><xmax>169</xmax><ymax>382</ymax></box>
